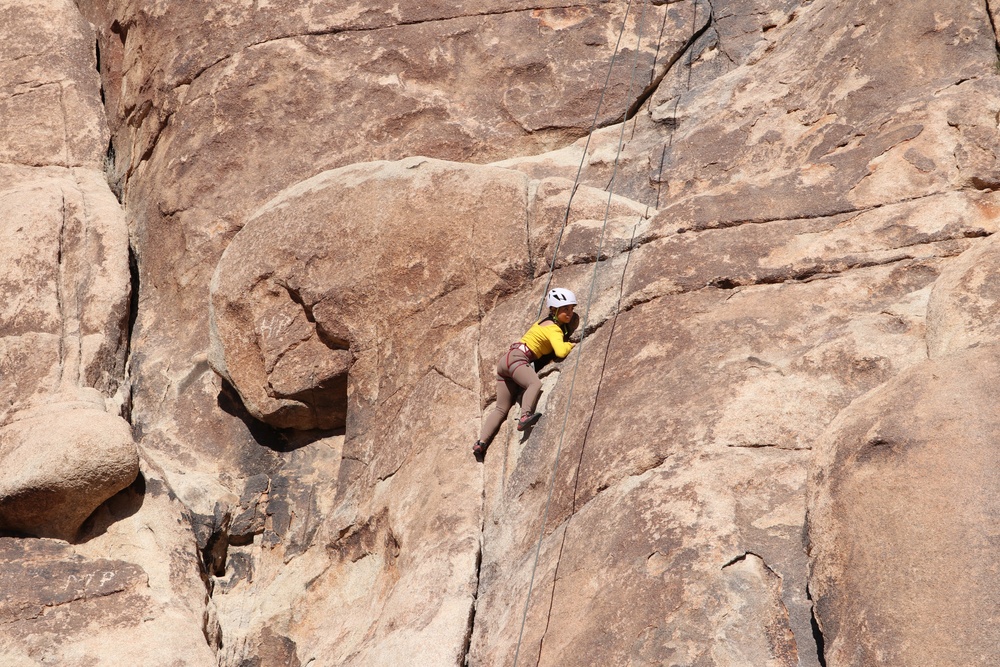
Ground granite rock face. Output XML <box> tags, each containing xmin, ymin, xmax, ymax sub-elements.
<box><xmin>0</xmin><ymin>0</ymin><xmax>206</xmax><ymax>662</ymax></box>
<box><xmin>3</xmin><ymin>0</ymin><xmax>1000</xmax><ymax>665</ymax></box>
<box><xmin>0</xmin><ymin>0</ymin><xmax>136</xmax><ymax>542</ymax></box>
<box><xmin>808</xmin><ymin>345</ymin><xmax>1000</xmax><ymax>666</ymax></box>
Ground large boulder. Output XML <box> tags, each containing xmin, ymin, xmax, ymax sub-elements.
<box><xmin>0</xmin><ymin>394</ymin><xmax>138</xmax><ymax>541</ymax></box>
<box><xmin>209</xmin><ymin>157</ymin><xmax>533</xmax><ymax>431</ymax></box>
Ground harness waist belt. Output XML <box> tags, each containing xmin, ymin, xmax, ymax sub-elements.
<box><xmin>509</xmin><ymin>342</ymin><xmax>534</xmax><ymax>360</ymax></box>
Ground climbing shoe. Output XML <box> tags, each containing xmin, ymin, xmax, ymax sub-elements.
<box><xmin>473</xmin><ymin>440</ymin><xmax>487</xmax><ymax>457</ymax></box>
<box><xmin>516</xmin><ymin>412</ymin><xmax>542</xmax><ymax>431</ymax></box>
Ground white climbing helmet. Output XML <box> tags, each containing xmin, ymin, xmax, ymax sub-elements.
<box><xmin>547</xmin><ymin>287</ymin><xmax>577</xmax><ymax>308</ymax></box>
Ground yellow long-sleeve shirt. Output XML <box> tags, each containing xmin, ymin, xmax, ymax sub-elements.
<box><xmin>520</xmin><ymin>321</ymin><xmax>574</xmax><ymax>359</ymax></box>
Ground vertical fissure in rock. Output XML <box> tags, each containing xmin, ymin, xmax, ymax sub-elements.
<box><xmin>105</xmin><ymin>139</ymin><xmax>122</xmax><ymax>202</ymax></box>
<box><xmin>72</xmin><ymin>172</ymin><xmax>93</xmax><ymax>389</ymax></box>
<box><xmin>986</xmin><ymin>0</ymin><xmax>1000</xmax><ymax>59</ymax></box>
<box><xmin>626</xmin><ymin>0</ymin><xmax>713</xmax><ymax>121</ymax></box>
<box><xmin>55</xmin><ymin>193</ymin><xmax>68</xmax><ymax>384</ymax></box>
<box><xmin>194</xmin><ymin>503</ymin><xmax>234</xmax><ymax>586</ymax></box>
<box><xmin>807</xmin><ymin>587</ymin><xmax>827</xmax><ymax>667</ymax></box>
<box><xmin>95</xmin><ymin>39</ymin><xmax>106</xmax><ymax>105</ymax></box>
<box><xmin>524</xmin><ymin>181</ymin><xmax>536</xmax><ymax>283</ymax></box>
<box><xmin>461</xmin><ymin>538</ymin><xmax>484</xmax><ymax>666</ymax></box>
<box><xmin>120</xmin><ymin>245</ymin><xmax>140</xmax><ymax>425</ymax></box>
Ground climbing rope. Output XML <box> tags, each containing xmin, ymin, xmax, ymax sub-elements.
<box><xmin>512</xmin><ymin>0</ymin><xmax>651</xmax><ymax>663</ymax></box>
<box><xmin>655</xmin><ymin>0</ymin><xmax>700</xmax><ymax>208</ymax></box>
<box><xmin>534</xmin><ymin>0</ymin><xmax>638</xmax><ymax>320</ymax></box>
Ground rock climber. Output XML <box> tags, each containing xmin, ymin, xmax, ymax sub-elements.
<box><xmin>473</xmin><ymin>287</ymin><xmax>579</xmax><ymax>459</ymax></box>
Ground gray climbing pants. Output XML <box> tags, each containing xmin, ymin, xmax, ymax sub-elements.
<box><xmin>478</xmin><ymin>343</ymin><xmax>542</xmax><ymax>444</ymax></box>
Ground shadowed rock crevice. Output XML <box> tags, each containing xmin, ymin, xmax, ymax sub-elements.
<box><xmin>216</xmin><ymin>379</ymin><xmax>340</xmax><ymax>451</ymax></box>
<box><xmin>721</xmin><ymin>550</ymin><xmax>764</xmax><ymax>569</ymax></box>
<box><xmin>120</xmin><ymin>245</ymin><xmax>140</xmax><ymax>424</ymax></box>
<box><xmin>808</xmin><ymin>588</ymin><xmax>827</xmax><ymax>667</ymax></box>
<box><xmin>193</xmin><ymin>502</ymin><xmax>232</xmax><ymax>580</ymax></box>
<box><xmin>986</xmin><ymin>0</ymin><xmax>1000</xmax><ymax>55</ymax></box>
<box><xmin>627</xmin><ymin>0</ymin><xmax>713</xmax><ymax>120</ymax></box>
<box><xmin>462</xmin><ymin>540</ymin><xmax>484</xmax><ymax>666</ymax></box>
<box><xmin>55</xmin><ymin>191</ymin><xmax>68</xmax><ymax>379</ymax></box>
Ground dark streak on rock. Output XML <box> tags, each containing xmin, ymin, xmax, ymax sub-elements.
<box><xmin>985</xmin><ymin>0</ymin><xmax>1000</xmax><ymax>59</ymax></box>
<box><xmin>627</xmin><ymin>0</ymin><xmax>713</xmax><ymax>120</ymax></box>
<box><xmin>461</xmin><ymin>540</ymin><xmax>484</xmax><ymax>666</ymax></box>
<box><xmin>807</xmin><ymin>586</ymin><xmax>828</xmax><ymax>667</ymax></box>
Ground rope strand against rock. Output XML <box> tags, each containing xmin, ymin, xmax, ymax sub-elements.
<box><xmin>534</xmin><ymin>0</ymin><xmax>636</xmax><ymax>321</ymax></box>
<box><xmin>512</xmin><ymin>0</ymin><xmax>650</xmax><ymax>663</ymax></box>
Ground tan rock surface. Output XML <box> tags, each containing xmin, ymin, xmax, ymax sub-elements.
<box><xmin>808</xmin><ymin>345</ymin><xmax>1000</xmax><ymax>666</ymax></box>
<box><xmin>3</xmin><ymin>0</ymin><xmax>1000</xmax><ymax>665</ymax></box>
<box><xmin>469</xmin><ymin>254</ymin><xmax>939</xmax><ymax>665</ymax></box>
<box><xmin>528</xmin><ymin>0</ymin><xmax>1000</xmax><ymax>214</ymax></box>
<box><xmin>0</xmin><ymin>165</ymin><xmax>131</xmax><ymax>407</ymax></box>
<box><xmin>0</xmin><ymin>0</ymin><xmax>108</xmax><ymax>167</ymax></box>
<box><xmin>0</xmin><ymin>462</ymin><xmax>219</xmax><ymax>666</ymax></box>
<box><xmin>208</xmin><ymin>157</ymin><xmax>517</xmax><ymax>661</ymax></box>
<box><xmin>0</xmin><ymin>396</ymin><xmax>138</xmax><ymax>541</ymax></box>
<box><xmin>0</xmin><ymin>0</ymin><xmax>134</xmax><ymax>544</ymax></box>
<box><xmin>926</xmin><ymin>230</ymin><xmax>1000</xmax><ymax>358</ymax></box>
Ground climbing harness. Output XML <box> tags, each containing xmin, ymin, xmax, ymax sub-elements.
<box><xmin>500</xmin><ymin>343</ymin><xmax>536</xmax><ymax>379</ymax></box>
<box><xmin>512</xmin><ymin>0</ymin><xmax>653</xmax><ymax>664</ymax></box>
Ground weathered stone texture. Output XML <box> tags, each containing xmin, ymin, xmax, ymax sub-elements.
<box><xmin>926</xmin><ymin>230</ymin><xmax>1000</xmax><ymax>358</ymax></box>
<box><xmin>4</xmin><ymin>0</ymin><xmax>1000</xmax><ymax>664</ymax></box>
<box><xmin>808</xmin><ymin>346</ymin><xmax>1000</xmax><ymax>666</ymax></box>
<box><xmin>0</xmin><ymin>0</ymin><xmax>108</xmax><ymax>167</ymax></box>
<box><xmin>0</xmin><ymin>465</ymin><xmax>220</xmax><ymax>666</ymax></box>
<box><xmin>77</xmin><ymin>0</ymin><xmax>671</xmax><ymax>537</ymax></box>
<box><xmin>0</xmin><ymin>166</ymin><xmax>131</xmax><ymax>404</ymax></box>
<box><xmin>210</xmin><ymin>158</ymin><xmax>533</xmax><ymax>431</ymax></box>
<box><xmin>208</xmin><ymin>158</ymin><xmax>511</xmax><ymax>662</ymax></box>
<box><xmin>0</xmin><ymin>396</ymin><xmax>137</xmax><ymax>541</ymax></box>
<box><xmin>0</xmin><ymin>0</ymin><xmax>135</xmax><ymax>543</ymax></box>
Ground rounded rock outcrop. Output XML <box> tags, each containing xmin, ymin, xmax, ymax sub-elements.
<box><xmin>0</xmin><ymin>397</ymin><xmax>139</xmax><ymax>542</ymax></box>
<box><xmin>808</xmin><ymin>345</ymin><xmax>1000</xmax><ymax>666</ymax></box>
<box><xmin>209</xmin><ymin>156</ymin><xmax>532</xmax><ymax>431</ymax></box>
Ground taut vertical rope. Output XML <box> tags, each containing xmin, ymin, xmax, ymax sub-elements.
<box><xmin>512</xmin><ymin>0</ymin><xmax>651</xmax><ymax>663</ymax></box>
<box><xmin>534</xmin><ymin>0</ymin><xmax>636</xmax><ymax>320</ymax></box>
